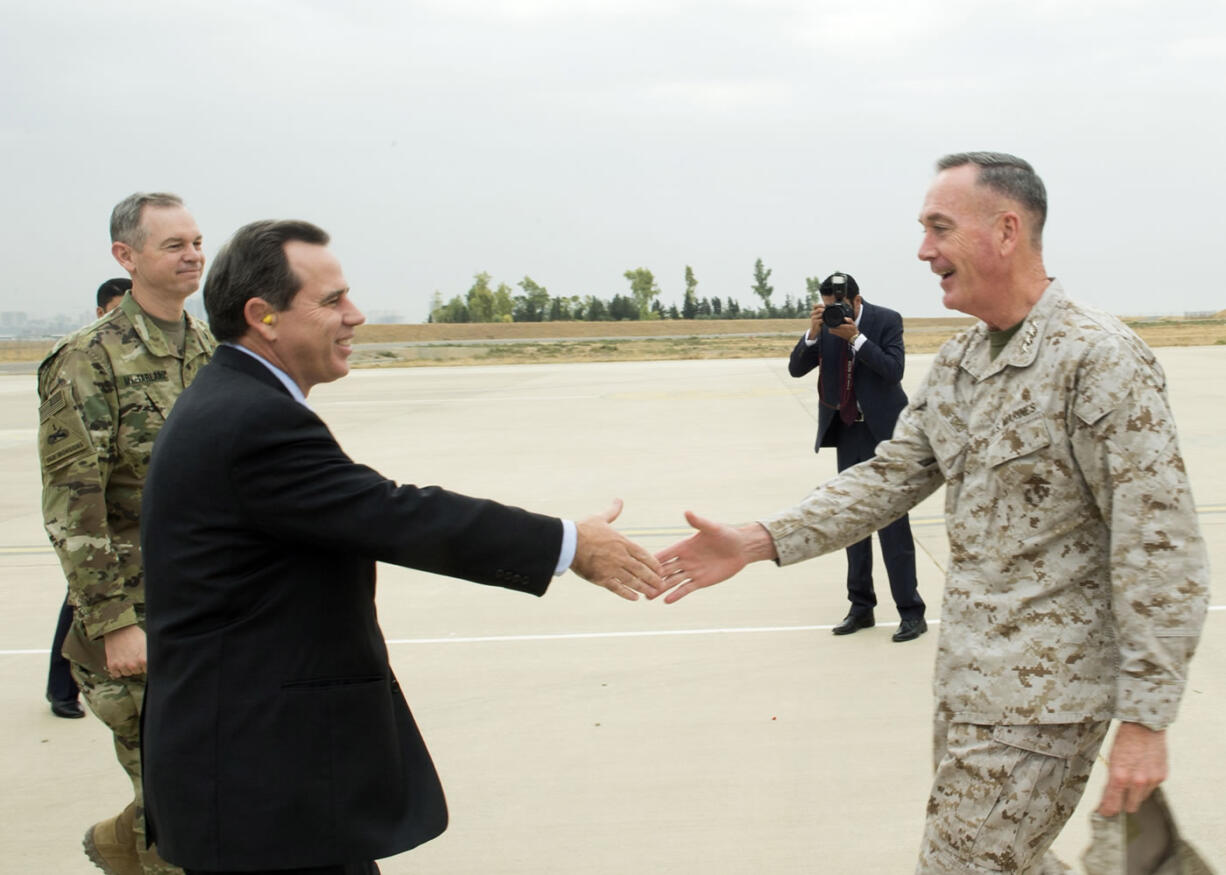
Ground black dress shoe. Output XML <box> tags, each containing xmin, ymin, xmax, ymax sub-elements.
<box><xmin>49</xmin><ymin>698</ymin><xmax>85</xmax><ymax>719</ymax></box>
<box><xmin>892</xmin><ymin>618</ymin><xmax>928</xmax><ymax>642</ymax></box>
<box><xmin>832</xmin><ymin>612</ymin><xmax>875</xmax><ymax>635</ymax></box>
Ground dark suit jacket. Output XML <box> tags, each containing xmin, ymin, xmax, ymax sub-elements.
<box><xmin>141</xmin><ymin>345</ymin><xmax>563</xmax><ymax>870</ymax></box>
<box><xmin>788</xmin><ymin>300</ymin><xmax>909</xmax><ymax>452</ymax></box>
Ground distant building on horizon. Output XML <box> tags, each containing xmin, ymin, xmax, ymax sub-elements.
<box><xmin>364</xmin><ymin>310</ymin><xmax>407</xmax><ymax>324</ymax></box>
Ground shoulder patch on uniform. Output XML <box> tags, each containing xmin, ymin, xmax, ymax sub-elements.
<box><xmin>122</xmin><ymin>370</ymin><xmax>168</xmax><ymax>387</ymax></box>
<box><xmin>39</xmin><ymin>389</ymin><xmax>67</xmax><ymax>422</ymax></box>
<box><xmin>43</xmin><ymin>438</ymin><xmax>90</xmax><ymax>469</ymax></box>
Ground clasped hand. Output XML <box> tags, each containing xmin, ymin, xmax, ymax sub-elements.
<box><xmin>104</xmin><ymin>624</ymin><xmax>147</xmax><ymax>677</ymax></box>
<box><xmin>570</xmin><ymin>498</ymin><xmax>664</xmax><ymax>600</ymax></box>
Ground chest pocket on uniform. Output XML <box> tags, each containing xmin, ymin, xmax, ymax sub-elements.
<box><xmin>115</xmin><ymin>378</ymin><xmax>175</xmax><ymax>474</ymax></box>
<box><xmin>986</xmin><ymin>414</ymin><xmax>1054</xmax><ymax>507</ymax></box>
<box><xmin>923</xmin><ymin>408</ymin><xmax>970</xmax><ymax>483</ymax></box>
<box><xmin>986</xmin><ymin>414</ymin><xmax>1051</xmax><ymax>467</ymax></box>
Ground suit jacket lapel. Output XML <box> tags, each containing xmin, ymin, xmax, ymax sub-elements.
<box><xmin>857</xmin><ymin>301</ymin><xmax>876</xmax><ymax>341</ymax></box>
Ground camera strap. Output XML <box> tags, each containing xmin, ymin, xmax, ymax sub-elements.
<box><xmin>817</xmin><ymin>343</ymin><xmax>859</xmax><ymax>425</ymax></box>
<box><xmin>838</xmin><ymin>346</ymin><xmax>858</xmax><ymax>425</ymax></box>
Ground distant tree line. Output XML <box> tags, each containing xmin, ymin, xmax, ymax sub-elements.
<box><xmin>428</xmin><ymin>260</ymin><xmax>824</xmax><ymax>323</ymax></box>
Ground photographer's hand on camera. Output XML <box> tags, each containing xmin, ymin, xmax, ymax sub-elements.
<box><xmin>807</xmin><ymin>303</ymin><xmax>825</xmax><ymax>341</ymax></box>
<box><xmin>829</xmin><ymin>319</ymin><xmax>859</xmax><ymax>344</ymax></box>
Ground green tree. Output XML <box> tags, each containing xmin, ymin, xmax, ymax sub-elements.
<box><xmin>427</xmin><ymin>290</ymin><xmax>444</xmax><ymax>323</ymax></box>
<box><xmin>711</xmin><ymin>296</ymin><xmax>722</xmax><ymax>317</ymax></box>
<box><xmin>623</xmin><ymin>267</ymin><xmax>660</xmax><ymax>319</ymax></box>
<box><xmin>805</xmin><ymin>276</ymin><xmax>822</xmax><ymax>308</ymax></box>
<box><xmin>682</xmin><ymin>265</ymin><xmax>698</xmax><ymax>320</ymax></box>
<box><xmin>514</xmin><ymin>276</ymin><xmax>550</xmax><ymax>322</ymax></box>
<box><xmin>585</xmin><ymin>296</ymin><xmax>609</xmax><ymax>321</ymax></box>
<box><xmin>609</xmin><ymin>294</ymin><xmax>639</xmax><ymax>320</ymax></box>
<box><xmin>493</xmin><ymin>282</ymin><xmax>514</xmax><ymax>322</ymax></box>
<box><xmin>432</xmin><ymin>295</ymin><xmax>470</xmax><ymax>323</ymax></box>
<box><xmin>751</xmin><ymin>258</ymin><xmax>774</xmax><ymax>316</ymax></box>
<box><xmin>465</xmin><ymin>272</ymin><xmax>495</xmax><ymax>322</ymax></box>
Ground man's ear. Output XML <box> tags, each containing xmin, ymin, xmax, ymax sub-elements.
<box><xmin>244</xmin><ymin>298</ymin><xmax>277</xmax><ymax>339</ymax></box>
<box><xmin>998</xmin><ymin>210</ymin><xmax>1022</xmax><ymax>256</ymax></box>
<box><xmin>111</xmin><ymin>241</ymin><xmax>135</xmax><ymax>272</ymax></box>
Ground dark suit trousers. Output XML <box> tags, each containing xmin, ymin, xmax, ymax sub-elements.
<box><xmin>185</xmin><ymin>864</ymin><xmax>378</xmax><ymax>875</ymax></box>
<box><xmin>833</xmin><ymin>421</ymin><xmax>925</xmax><ymax>621</ymax></box>
<box><xmin>45</xmin><ymin>594</ymin><xmax>79</xmax><ymax>702</ymax></box>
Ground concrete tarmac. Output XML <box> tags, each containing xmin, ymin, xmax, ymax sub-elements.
<box><xmin>1</xmin><ymin>348</ymin><xmax>1222</xmax><ymax>874</ymax></box>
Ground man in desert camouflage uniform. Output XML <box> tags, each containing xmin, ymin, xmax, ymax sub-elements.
<box><xmin>654</xmin><ymin>152</ymin><xmax>1209</xmax><ymax>873</ymax></box>
<box><xmin>38</xmin><ymin>192</ymin><xmax>215</xmax><ymax>875</ymax></box>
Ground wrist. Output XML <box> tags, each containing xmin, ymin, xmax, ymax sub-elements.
<box><xmin>739</xmin><ymin>523</ymin><xmax>778</xmax><ymax>563</ymax></box>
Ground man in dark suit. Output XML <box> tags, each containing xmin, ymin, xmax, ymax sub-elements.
<box><xmin>787</xmin><ymin>272</ymin><xmax>926</xmax><ymax>642</ymax></box>
<box><xmin>140</xmin><ymin>219</ymin><xmax>663</xmax><ymax>875</ymax></box>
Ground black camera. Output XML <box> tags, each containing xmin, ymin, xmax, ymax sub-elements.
<box><xmin>820</xmin><ymin>272</ymin><xmax>858</xmax><ymax>328</ymax></box>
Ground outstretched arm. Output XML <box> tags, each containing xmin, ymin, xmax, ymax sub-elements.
<box><xmin>653</xmin><ymin>511</ymin><xmax>778</xmax><ymax>604</ymax></box>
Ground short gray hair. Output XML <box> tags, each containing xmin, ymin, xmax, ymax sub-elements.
<box><xmin>936</xmin><ymin>152</ymin><xmax>1047</xmax><ymax>246</ymax></box>
<box><xmin>109</xmin><ymin>192</ymin><xmax>185</xmax><ymax>248</ymax></box>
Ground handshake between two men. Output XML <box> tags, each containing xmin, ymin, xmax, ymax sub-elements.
<box><xmin>576</xmin><ymin>503</ymin><xmax>759</xmax><ymax>605</ymax></box>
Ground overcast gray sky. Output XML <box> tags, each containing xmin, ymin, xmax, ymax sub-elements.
<box><xmin>3</xmin><ymin>0</ymin><xmax>1223</xmax><ymax>322</ymax></box>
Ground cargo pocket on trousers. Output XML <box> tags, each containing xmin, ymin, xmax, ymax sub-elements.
<box><xmin>964</xmin><ymin>725</ymin><xmax>1087</xmax><ymax>870</ymax></box>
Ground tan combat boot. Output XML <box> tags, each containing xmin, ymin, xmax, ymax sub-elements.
<box><xmin>136</xmin><ymin>839</ymin><xmax>185</xmax><ymax>874</ymax></box>
<box><xmin>83</xmin><ymin>801</ymin><xmax>142</xmax><ymax>875</ymax></box>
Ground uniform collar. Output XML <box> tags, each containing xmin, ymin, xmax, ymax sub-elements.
<box><xmin>960</xmin><ymin>279</ymin><xmax>1064</xmax><ymax>382</ymax></box>
<box><xmin>118</xmin><ymin>290</ymin><xmax>209</xmax><ymax>360</ymax></box>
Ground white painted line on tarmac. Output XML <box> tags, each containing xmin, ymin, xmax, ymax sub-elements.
<box><xmin>3</xmin><ymin>606</ymin><xmax>1224</xmax><ymax>656</ymax></box>
<box><xmin>318</xmin><ymin>394</ymin><xmax>596</xmax><ymax>407</ymax></box>
<box><xmin>383</xmin><ymin>623</ymin><xmax>928</xmax><ymax>645</ymax></box>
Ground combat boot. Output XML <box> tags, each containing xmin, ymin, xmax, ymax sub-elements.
<box><xmin>136</xmin><ymin>839</ymin><xmax>184</xmax><ymax>874</ymax></box>
<box><xmin>83</xmin><ymin>801</ymin><xmax>142</xmax><ymax>875</ymax></box>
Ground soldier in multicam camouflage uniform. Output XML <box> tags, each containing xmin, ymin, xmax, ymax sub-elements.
<box><xmin>45</xmin><ymin>278</ymin><xmax>131</xmax><ymax>721</ymax></box>
<box><xmin>38</xmin><ymin>193</ymin><xmax>215</xmax><ymax>875</ymax></box>
<box><xmin>654</xmin><ymin>152</ymin><xmax>1209</xmax><ymax>874</ymax></box>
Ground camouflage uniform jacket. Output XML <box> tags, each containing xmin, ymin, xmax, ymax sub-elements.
<box><xmin>762</xmin><ymin>281</ymin><xmax>1208</xmax><ymax>730</ymax></box>
<box><xmin>38</xmin><ymin>291</ymin><xmax>216</xmax><ymax>641</ymax></box>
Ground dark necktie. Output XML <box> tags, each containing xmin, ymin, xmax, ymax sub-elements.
<box><xmin>839</xmin><ymin>345</ymin><xmax>857</xmax><ymax>425</ymax></box>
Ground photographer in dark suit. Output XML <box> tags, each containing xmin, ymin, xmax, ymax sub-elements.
<box><xmin>788</xmin><ymin>272</ymin><xmax>926</xmax><ymax>642</ymax></box>
<box><xmin>140</xmin><ymin>219</ymin><xmax>662</xmax><ymax>875</ymax></box>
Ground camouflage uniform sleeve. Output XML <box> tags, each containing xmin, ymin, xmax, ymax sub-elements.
<box><xmin>37</xmin><ymin>344</ymin><xmax>138</xmax><ymax>639</ymax></box>
<box><xmin>761</xmin><ymin>374</ymin><xmax>945</xmax><ymax>564</ymax></box>
<box><xmin>1070</xmin><ymin>336</ymin><xmax>1210</xmax><ymax>730</ymax></box>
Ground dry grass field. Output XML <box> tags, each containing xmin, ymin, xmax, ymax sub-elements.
<box><xmin>347</xmin><ymin>314</ymin><xmax>1226</xmax><ymax>368</ymax></box>
<box><xmin>4</xmin><ymin>314</ymin><xmax>1224</xmax><ymax>368</ymax></box>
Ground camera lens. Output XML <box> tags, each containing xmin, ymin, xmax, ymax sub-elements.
<box><xmin>822</xmin><ymin>305</ymin><xmax>847</xmax><ymax>328</ymax></box>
